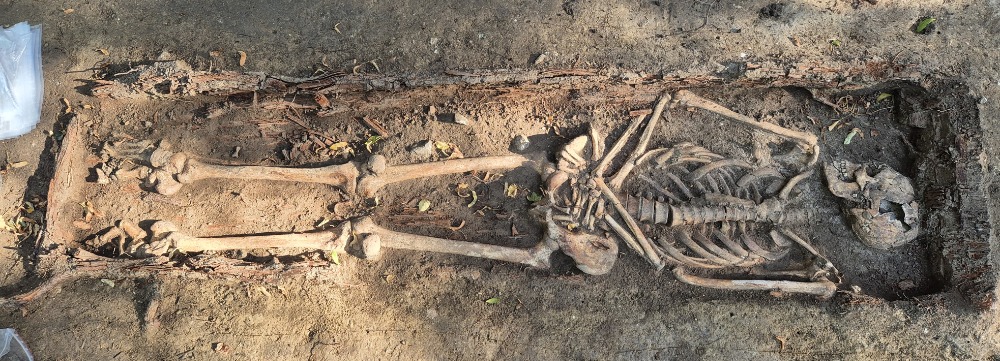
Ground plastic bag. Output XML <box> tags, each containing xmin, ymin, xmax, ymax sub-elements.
<box><xmin>0</xmin><ymin>328</ymin><xmax>33</xmax><ymax>361</ymax></box>
<box><xmin>0</xmin><ymin>23</ymin><xmax>42</xmax><ymax>140</ymax></box>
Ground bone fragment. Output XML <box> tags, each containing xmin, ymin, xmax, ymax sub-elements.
<box><xmin>672</xmin><ymin>267</ymin><xmax>837</xmax><ymax>298</ymax></box>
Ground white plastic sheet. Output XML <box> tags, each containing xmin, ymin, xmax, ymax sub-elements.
<box><xmin>0</xmin><ymin>23</ymin><xmax>42</xmax><ymax>140</ymax></box>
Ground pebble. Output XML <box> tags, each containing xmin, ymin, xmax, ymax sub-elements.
<box><xmin>452</xmin><ymin>112</ymin><xmax>471</xmax><ymax>125</ymax></box>
<box><xmin>511</xmin><ymin>135</ymin><xmax>530</xmax><ymax>152</ymax></box>
<box><xmin>409</xmin><ymin>140</ymin><xmax>436</xmax><ymax>159</ymax></box>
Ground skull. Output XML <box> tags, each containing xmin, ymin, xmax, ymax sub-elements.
<box><xmin>823</xmin><ymin>160</ymin><xmax>919</xmax><ymax>249</ymax></box>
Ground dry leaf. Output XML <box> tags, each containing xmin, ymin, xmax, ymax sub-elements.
<box><xmin>238</xmin><ymin>51</ymin><xmax>247</xmax><ymax>67</ymax></box>
<box><xmin>82</xmin><ymin>104</ymin><xmax>94</xmax><ymax>109</ymax></box>
<box><xmin>505</xmin><ymin>183</ymin><xmax>518</xmax><ymax>198</ymax></box>
<box><xmin>61</xmin><ymin>98</ymin><xmax>72</xmax><ymax>114</ymax></box>
<box><xmin>417</xmin><ymin>199</ymin><xmax>431</xmax><ymax>212</ymax></box>
<box><xmin>62</xmin><ymin>8</ymin><xmax>75</xmax><ymax>14</ymax></box>
<box><xmin>8</xmin><ymin>161</ymin><xmax>28</xmax><ymax>169</ymax></box>
<box><xmin>96</xmin><ymin>48</ymin><xmax>109</xmax><ymax>56</ymax></box>
<box><xmin>314</xmin><ymin>93</ymin><xmax>330</xmax><ymax>108</ymax></box>
<box><xmin>775</xmin><ymin>335</ymin><xmax>787</xmax><ymax>351</ymax></box>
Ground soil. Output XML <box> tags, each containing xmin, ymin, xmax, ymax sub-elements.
<box><xmin>1</xmin><ymin>0</ymin><xmax>1000</xmax><ymax>360</ymax></box>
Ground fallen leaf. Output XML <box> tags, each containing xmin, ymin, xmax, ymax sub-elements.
<box><xmin>82</xmin><ymin>104</ymin><xmax>94</xmax><ymax>109</ymax></box>
<box><xmin>775</xmin><ymin>335</ymin><xmax>787</xmax><ymax>351</ymax></box>
<box><xmin>8</xmin><ymin>161</ymin><xmax>28</xmax><ymax>169</ymax></box>
<box><xmin>876</xmin><ymin>92</ymin><xmax>892</xmax><ymax>102</ymax></box>
<box><xmin>827</xmin><ymin>119</ymin><xmax>842</xmax><ymax>131</ymax></box>
<box><xmin>505</xmin><ymin>183</ymin><xmax>518</xmax><ymax>198</ymax></box>
<box><xmin>829</xmin><ymin>39</ymin><xmax>841</xmax><ymax>47</ymax></box>
<box><xmin>329</xmin><ymin>251</ymin><xmax>341</xmax><ymax>265</ymax></box>
<box><xmin>96</xmin><ymin>48</ymin><xmax>109</xmax><ymax>56</ymax></box>
<box><xmin>364</xmin><ymin>135</ymin><xmax>381</xmax><ymax>153</ymax></box>
<box><xmin>417</xmin><ymin>199</ymin><xmax>431</xmax><ymax>212</ymax></box>
<box><xmin>455</xmin><ymin>182</ymin><xmax>471</xmax><ymax>197</ymax></box>
<box><xmin>844</xmin><ymin>128</ymin><xmax>862</xmax><ymax>145</ymax></box>
<box><xmin>314</xmin><ymin>93</ymin><xmax>330</xmax><ymax>108</ymax></box>
<box><xmin>238</xmin><ymin>51</ymin><xmax>247</xmax><ymax>67</ymax></box>
<box><xmin>467</xmin><ymin>190</ymin><xmax>478</xmax><ymax>208</ymax></box>
<box><xmin>62</xmin><ymin>8</ymin><xmax>75</xmax><ymax>14</ymax></box>
<box><xmin>915</xmin><ymin>17</ymin><xmax>936</xmax><ymax>34</ymax></box>
<box><xmin>100</xmin><ymin>278</ymin><xmax>115</xmax><ymax>288</ymax></box>
<box><xmin>484</xmin><ymin>297</ymin><xmax>501</xmax><ymax>305</ymax></box>
<box><xmin>526</xmin><ymin>192</ymin><xmax>543</xmax><ymax>202</ymax></box>
<box><xmin>212</xmin><ymin>342</ymin><xmax>231</xmax><ymax>355</ymax></box>
<box><xmin>61</xmin><ymin>98</ymin><xmax>72</xmax><ymax>114</ymax></box>
<box><xmin>384</xmin><ymin>274</ymin><xmax>395</xmax><ymax>284</ymax></box>
<box><xmin>315</xmin><ymin>217</ymin><xmax>331</xmax><ymax>228</ymax></box>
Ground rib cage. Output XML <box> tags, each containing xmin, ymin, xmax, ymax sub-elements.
<box><xmin>614</xmin><ymin>143</ymin><xmax>809</xmax><ymax>269</ymax></box>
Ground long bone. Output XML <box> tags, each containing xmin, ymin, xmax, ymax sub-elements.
<box><xmin>672</xmin><ymin>267</ymin><xmax>837</xmax><ymax>298</ymax></box>
<box><xmin>138</xmin><ymin>220</ymin><xmax>353</xmax><ymax>257</ymax></box>
<box><xmin>147</xmin><ymin>145</ymin><xmax>531</xmax><ymax>198</ymax></box>
<box><xmin>139</xmin><ymin>217</ymin><xmax>559</xmax><ymax>269</ymax></box>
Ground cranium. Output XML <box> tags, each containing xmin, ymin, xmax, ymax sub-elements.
<box><xmin>823</xmin><ymin>160</ymin><xmax>919</xmax><ymax>249</ymax></box>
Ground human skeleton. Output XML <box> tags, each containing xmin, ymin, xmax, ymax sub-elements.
<box><xmin>118</xmin><ymin>90</ymin><xmax>844</xmax><ymax>297</ymax></box>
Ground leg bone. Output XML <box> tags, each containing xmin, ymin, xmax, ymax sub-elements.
<box><xmin>136</xmin><ymin>220</ymin><xmax>352</xmax><ymax>257</ymax></box>
<box><xmin>352</xmin><ymin>217</ymin><xmax>557</xmax><ymax>269</ymax></box>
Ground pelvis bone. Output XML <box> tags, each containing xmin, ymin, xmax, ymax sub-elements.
<box><xmin>823</xmin><ymin>160</ymin><xmax>919</xmax><ymax>249</ymax></box>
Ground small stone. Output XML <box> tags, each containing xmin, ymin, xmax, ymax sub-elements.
<box><xmin>427</xmin><ymin>105</ymin><xmax>437</xmax><ymax>116</ymax></box>
<box><xmin>533</xmin><ymin>53</ymin><xmax>548</xmax><ymax>65</ymax></box>
<box><xmin>365</xmin><ymin>155</ymin><xmax>387</xmax><ymax>175</ymax></box>
<box><xmin>510</xmin><ymin>135</ymin><xmax>530</xmax><ymax>152</ymax></box>
<box><xmin>231</xmin><ymin>146</ymin><xmax>241</xmax><ymax>158</ymax></box>
<box><xmin>95</xmin><ymin>168</ymin><xmax>111</xmax><ymax>184</ymax></box>
<box><xmin>898</xmin><ymin>279</ymin><xmax>916</xmax><ymax>290</ymax></box>
<box><xmin>452</xmin><ymin>112</ymin><xmax>471</xmax><ymax>125</ymax></box>
<box><xmin>408</xmin><ymin>140</ymin><xmax>436</xmax><ymax>159</ymax></box>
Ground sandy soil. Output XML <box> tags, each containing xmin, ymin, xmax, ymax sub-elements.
<box><xmin>1</xmin><ymin>0</ymin><xmax>1000</xmax><ymax>360</ymax></box>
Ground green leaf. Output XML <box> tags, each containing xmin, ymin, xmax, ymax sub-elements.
<box><xmin>484</xmin><ymin>297</ymin><xmax>501</xmax><ymax>305</ymax></box>
<box><xmin>915</xmin><ymin>17</ymin><xmax>936</xmax><ymax>34</ymax></box>
<box><xmin>467</xmin><ymin>190</ymin><xmax>478</xmax><ymax>208</ymax></box>
<box><xmin>329</xmin><ymin>251</ymin><xmax>341</xmax><ymax>265</ymax></box>
<box><xmin>526</xmin><ymin>192</ymin><xmax>543</xmax><ymax>202</ymax></box>
<box><xmin>876</xmin><ymin>93</ymin><xmax>892</xmax><ymax>102</ymax></box>
<box><xmin>844</xmin><ymin>128</ymin><xmax>862</xmax><ymax>145</ymax></box>
<box><xmin>418</xmin><ymin>199</ymin><xmax>431</xmax><ymax>212</ymax></box>
<box><xmin>829</xmin><ymin>39</ymin><xmax>841</xmax><ymax>47</ymax></box>
<box><xmin>364</xmin><ymin>135</ymin><xmax>382</xmax><ymax>152</ymax></box>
